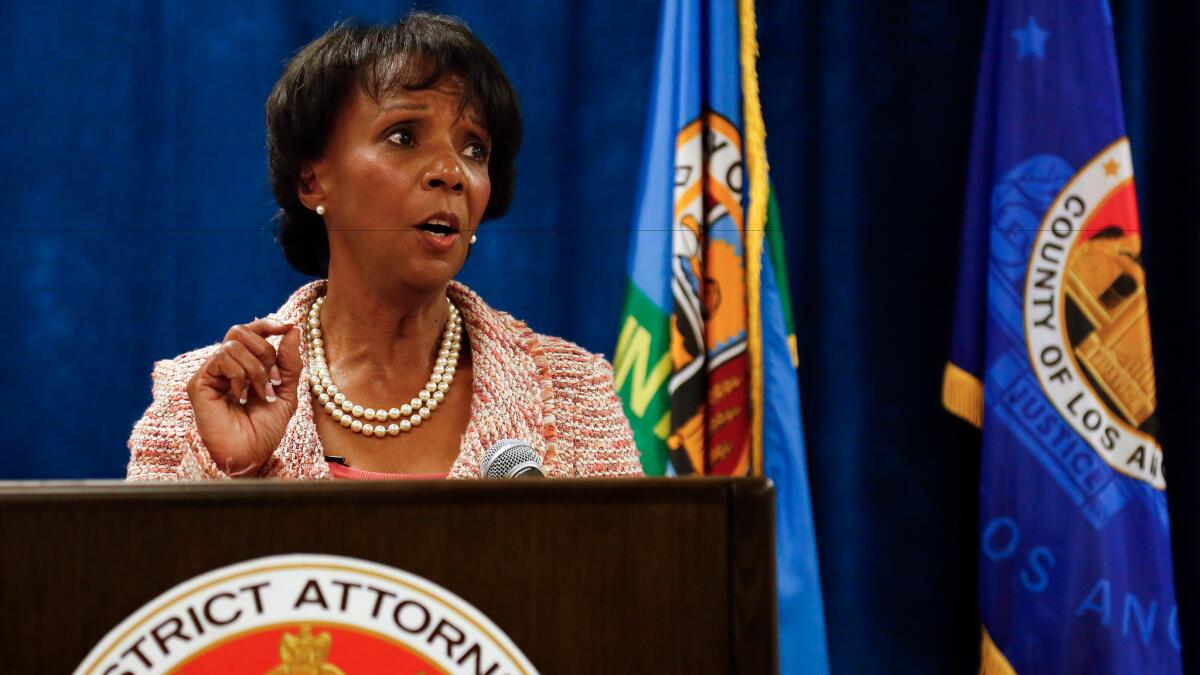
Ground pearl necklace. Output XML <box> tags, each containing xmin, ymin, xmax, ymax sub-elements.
<box><xmin>301</xmin><ymin>295</ymin><xmax>462</xmax><ymax>438</ymax></box>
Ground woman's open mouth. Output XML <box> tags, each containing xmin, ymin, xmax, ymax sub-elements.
<box><xmin>414</xmin><ymin>214</ymin><xmax>461</xmax><ymax>252</ymax></box>
<box><xmin>416</xmin><ymin>219</ymin><xmax>457</xmax><ymax>237</ymax></box>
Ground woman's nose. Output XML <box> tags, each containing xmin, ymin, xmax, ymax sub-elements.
<box><xmin>421</xmin><ymin>148</ymin><xmax>465</xmax><ymax>193</ymax></box>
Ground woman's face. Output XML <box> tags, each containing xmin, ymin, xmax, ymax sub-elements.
<box><xmin>305</xmin><ymin>70</ymin><xmax>492</xmax><ymax>294</ymax></box>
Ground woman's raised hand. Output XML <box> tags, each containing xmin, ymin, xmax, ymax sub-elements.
<box><xmin>187</xmin><ymin>319</ymin><xmax>304</xmax><ymax>476</ymax></box>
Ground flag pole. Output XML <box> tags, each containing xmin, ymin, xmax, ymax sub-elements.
<box><xmin>738</xmin><ymin>0</ymin><xmax>769</xmax><ymax>476</ymax></box>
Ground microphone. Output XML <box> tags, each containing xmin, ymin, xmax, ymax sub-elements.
<box><xmin>480</xmin><ymin>439</ymin><xmax>544</xmax><ymax>478</ymax></box>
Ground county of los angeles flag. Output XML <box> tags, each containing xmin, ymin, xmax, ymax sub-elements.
<box><xmin>943</xmin><ymin>1</ymin><xmax>1181</xmax><ymax>673</ymax></box>
<box><xmin>612</xmin><ymin>0</ymin><xmax>829</xmax><ymax>672</ymax></box>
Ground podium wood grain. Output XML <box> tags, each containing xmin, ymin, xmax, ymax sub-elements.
<box><xmin>0</xmin><ymin>478</ymin><xmax>777</xmax><ymax>673</ymax></box>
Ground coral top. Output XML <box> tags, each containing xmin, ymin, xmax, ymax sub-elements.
<box><xmin>325</xmin><ymin>462</ymin><xmax>448</xmax><ymax>481</ymax></box>
<box><xmin>126</xmin><ymin>280</ymin><xmax>642</xmax><ymax>481</ymax></box>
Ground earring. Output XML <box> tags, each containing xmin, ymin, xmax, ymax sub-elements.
<box><xmin>315</xmin><ymin>204</ymin><xmax>326</xmax><ymax>216</ymax></box>
<box><xmin>470</xmin><ymin>234</ymin><xmax>478</xmax><ymax>244</ymax></box>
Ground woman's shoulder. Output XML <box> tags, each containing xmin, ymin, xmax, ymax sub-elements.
<box><xmin>147</xmin><ymin>343</ymin><xmax>220</xmax><ymax>398</ymax></box>
<box><xmin>530</xmin><ymin>332</ymin><xmax>612</xmax><ymax>381</ymax></box>
<box><xmin>448</xmin><ymin>281</ymin><xmax>611</xmax><ymax>377</ymax></box>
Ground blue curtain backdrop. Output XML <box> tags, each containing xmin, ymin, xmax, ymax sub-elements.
<box><xmin>1</xmin><ymin>1</ymin><xmax>1196</xmax><ymax>673</ymax></box>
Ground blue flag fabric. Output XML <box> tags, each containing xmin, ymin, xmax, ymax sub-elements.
<box><xmin>615</xmin><ymin>0</ymin><xmax>829</xmax><ymax>671</ymax></box>
<box><xmin>944</xmin><ymin>1</ymin><xmax>1182</xmax><ymax>672</ymax></box>
<box><xmin>761</xmin><ymin>235</ymin><xmax>830</xmax><ymax>674</ymax></box>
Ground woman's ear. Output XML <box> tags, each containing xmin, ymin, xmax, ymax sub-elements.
<box><xmin>297</xmin><ymin>162</ymin><xmax>327</xmax><ymax>211</ymax></box>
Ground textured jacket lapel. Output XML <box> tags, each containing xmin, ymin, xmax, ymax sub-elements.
<box><xmin>446</xmin><ymin>282</ymin><xmax>554</xmax><ymax>478</ymax></box>
<box><xmin>268</xmin><ymin>280</ymin><xmax>329</xmax><ymax>480</ymax></box>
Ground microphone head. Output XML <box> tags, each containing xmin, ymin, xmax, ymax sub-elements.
<box><xmin>480</xmin><ymin>439</ymin><xmax>544</xmax><ymax>478</ymax></box>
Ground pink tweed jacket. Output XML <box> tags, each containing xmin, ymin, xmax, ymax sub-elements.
<box><xmin>127</xmin><ymin>280</ymin><xmax>642</xmax><ymax>480</ymax></box>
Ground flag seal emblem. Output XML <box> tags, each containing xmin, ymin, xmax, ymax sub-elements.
<box><xmin>668</xmin><ymin>110</ymin><xmax>750</xmax><ymax>475</ymax></box>
<box><xmin>1023</xmin><ymin>137</ymin><xmax>1163</xmax><ymax>488</ymax></box>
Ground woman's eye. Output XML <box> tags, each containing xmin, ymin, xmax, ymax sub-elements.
<box><xmin>464</xmin><ymin>142</ymin><xmax>489</xmax><ymax>162</ymax></box>
<box><xmin>387</xmin><ymin>129</ymin><xmax>415</xmax><ymax>146</ymax></box>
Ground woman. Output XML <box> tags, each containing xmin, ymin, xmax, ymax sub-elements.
<box><xmin>127</xmin><ymin>14</ymin><xmax>641</xmax><ymax>480</ymax></box>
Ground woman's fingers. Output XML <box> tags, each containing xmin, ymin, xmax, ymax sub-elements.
<box><xmin>187</xmin><ymin>317</ymin><xmax>300</xmax><ymax>476</ymax></box>
<box><xmin>274</xmin><ymin>325</ymin><xmax>304</xmax><ymax>404</ymax></box>
<box><xmin>195</xmin><ymin>317</ymin><xmax>298</xmax><ymax>406</ymax></box>
<box><xmin>243</xmin><ymin>317</ymin><xmax>297</xmax><ymax>338</ymax></box>
<box><xmin>225</xmin><ymin>319</ymin><xmax>295</xmax><ymax>384</ymax></box>
<box><xmin>219</xmin><ymin>339</ymin><xmax>276</xmax><ymax>403</ymax></box>
<box><xmin>229</xmin><ymin>370</ymin><xmax>249</xmax><ymax>405</ymax></box>
<box><xmin>201</xmin><ymin>347</ymin><xmax>248</xmax><ymax>402</ymax></box>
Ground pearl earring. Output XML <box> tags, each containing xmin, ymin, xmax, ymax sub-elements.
<box><xmin>315</xmin><ymin>204</ymin><xmax>326</xmax><ymax>216</ymax></box>
<box><xmin>470</xmin><ymin>234</ymin><xmax>478</xmax><ymax>245</ymax></box>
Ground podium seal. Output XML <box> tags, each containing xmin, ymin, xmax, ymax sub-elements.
<box><xmin>76</xmin><ymin>554</ymin><xmax>537</xmax><ymax>674</ymax></box>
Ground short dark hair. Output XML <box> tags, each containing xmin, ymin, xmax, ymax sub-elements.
<box><xmin>266</xmin><ymin>13</ymin><xmax>522</xmax><ymax>277</ymax></box>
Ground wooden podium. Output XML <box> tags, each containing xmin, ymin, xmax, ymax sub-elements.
<box><xmin>0</xmin><ymin>478</ymin><xmax>777</xmax><ymax>673</ymax></box>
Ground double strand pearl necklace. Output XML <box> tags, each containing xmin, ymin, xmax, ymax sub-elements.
<box><xmin>302</xmin><ymin>294</ymin><xmax>462</xmax><ymax>438</ymax></box>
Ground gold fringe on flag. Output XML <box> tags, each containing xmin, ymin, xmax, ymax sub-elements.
<box><xmin>979</xmin><ymin>627</ymin><xmax>1017</xmax><ymax>675</ymax></box>
<box><xmin>942</xmin><ymin>361</ymin><xmax>984</xmax><ymax>429</ymax></box>
<box><xmin>738</xmin><ymin>0</ymin><xmax>769</xmax><ymax>477</ymax></box>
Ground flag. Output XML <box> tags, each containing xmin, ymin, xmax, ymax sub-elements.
<box><xmin>613</xmin><ymin>0</ymin><xmax>829</xmax><ymax>671</ymax></box>
<box><xmin>943</xmin><ymin>1</ymin><xmax>1181</xmax><ymax>672</ymax></box>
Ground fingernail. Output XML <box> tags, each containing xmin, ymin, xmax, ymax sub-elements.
<box><xmin>269</xmin><ymin>365</ymin><xmax>283</xmax><ymax>386</ymax></box>
<box><xmin>238</xmin><ymin>395</ymin><xmax>248</xmax><ymax>405</ymax></box>
<box><xmin>265</xmin><ymin>383</ymin><xmax>277</xmax><ymax>403</ymax></box>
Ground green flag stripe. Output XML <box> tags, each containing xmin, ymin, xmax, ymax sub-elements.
<box><xmin>613</xmin><ymin>280</ymin><xmax>672</xmax><ymax>475</ymax></box>
<box><xmin>766</xmin><ymin>188</ymin><xmax>798</xmax><ymax>348</ymax></box>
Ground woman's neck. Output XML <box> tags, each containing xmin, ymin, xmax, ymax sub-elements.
<box><xmin>318</xmin><ymin>271</ymin><xmax>452</xmax><ymax>380</ymax></box>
